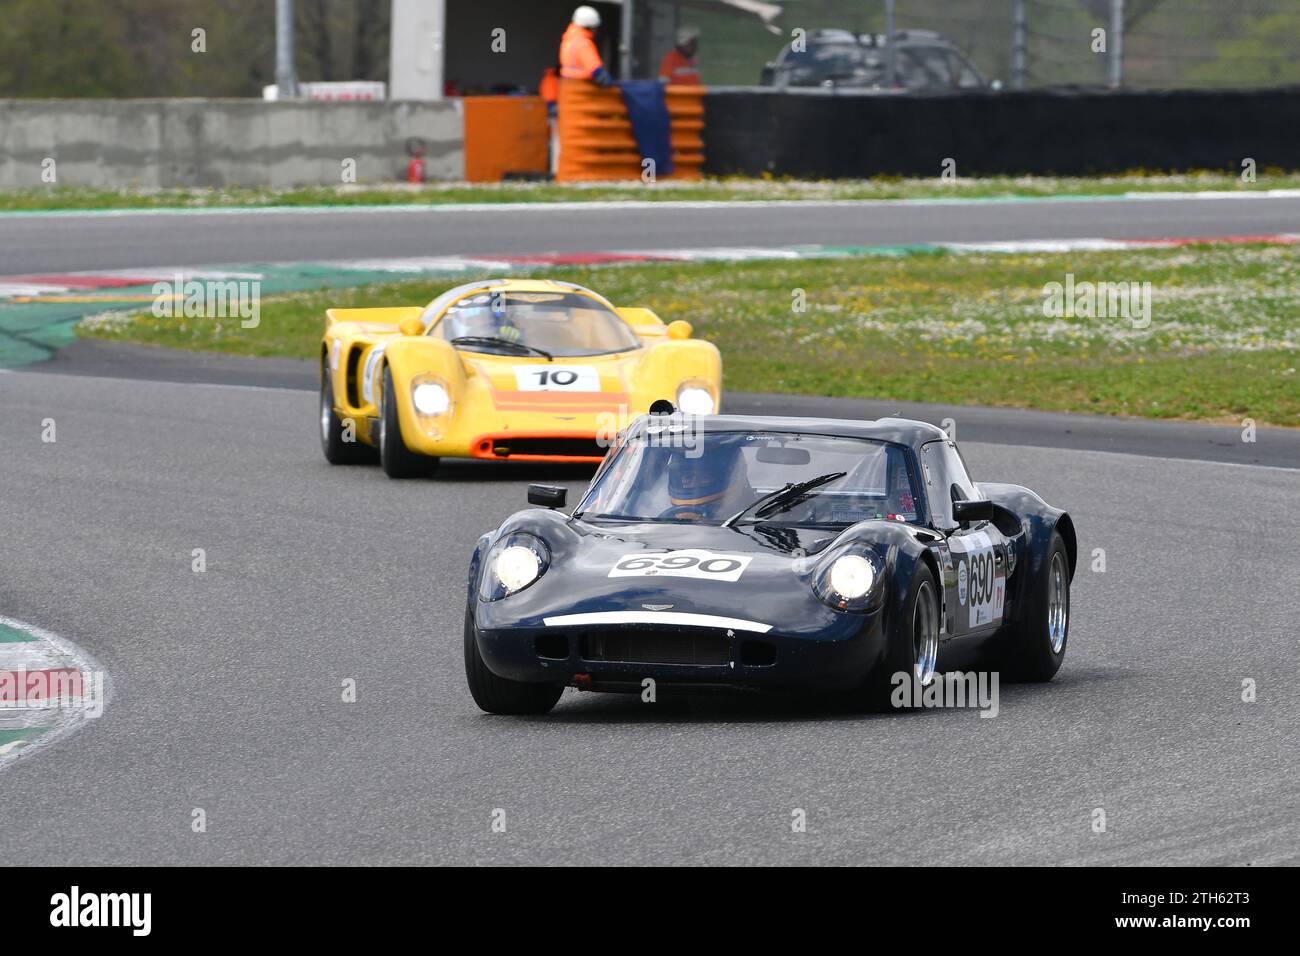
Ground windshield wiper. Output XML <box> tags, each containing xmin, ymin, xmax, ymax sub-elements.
<box><xmin>451</xmin><ymin>336</ymin><xmax>553</xmax><ymax>361</ymax></box>
<box><xmin>722</xmin><ymin>471</ymin><xmax>846</xmax><ymax>527</ymax></box>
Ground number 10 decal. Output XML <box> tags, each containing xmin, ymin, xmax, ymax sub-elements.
<box><xmin>514</xmin><ymin>366</ymin><xmax>601</xmax><ymax>392</ymax></box>
<box><xmin>609</xmin><ymin>549</ymin><xmax>753</xmax><ymax>582</ymax></box>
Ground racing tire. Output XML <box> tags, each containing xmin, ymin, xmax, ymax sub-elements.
<box><xmin>378</xmin><ymin>368</ymin><xmax>439</xmax><ymax>479</ymax></box>
<box><xmin>855</xmin><ymin>562</ymin><xmax>940</xmax><ymax>712</ymax></box>
<box><xmin>320</xmin><ymin>374</ymin><xmax>374</xmax><ymax>465</ymax></box>
<box><xmin>993</xmin><ymin>530</ymin><xmax>1070</xmax><ymax>682</ymax></box>
<box><xmin>463</xmin><ymin>605</ymin><xmax>564</xmax><ymax>715</ymax></box>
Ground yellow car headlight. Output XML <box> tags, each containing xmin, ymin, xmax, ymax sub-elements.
<box><xmin>412</xmin><ymin>381</ymin><xmax>450</xmax><ymax>416</ymax></box>
<box><xmin>676</xmin><ymin>384</ymin><xmax>715</xmax><ymax>416</ymax></box>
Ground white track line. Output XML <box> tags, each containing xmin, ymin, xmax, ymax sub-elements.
<box><xmin>3</xmin><ymin>189</ymin><xmax>1300</xmax><ymax>219</ymax></box>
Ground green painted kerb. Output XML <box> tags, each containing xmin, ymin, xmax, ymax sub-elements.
<box><xmin>0</xmin><ymin>728</ymin><xmax>49</xmax><ymax>749</ymax></box>
<box><xmin>0</xmin><ymin>264</ymin><xmax>442</xmax><ymax>369</ymax></box>
<box><xmin>0</xmin><ymin>622</ymin><xmax>38</xmax><ymax>643</ymax></box>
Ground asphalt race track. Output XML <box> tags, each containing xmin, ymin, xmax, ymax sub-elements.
<box><xmin>1</xmin><ymin>194</ymin><xmax>1298</xmax><ymax>865</ymax></box>
<box><xmin>3</xmin><ymin>192</ymin><xmax>1300</xmax><ymax>275</ymax></box>
<box><xmin>1</xmin><ymin>367</ymin><xmax>1297</xmax><ymax>865</ymax></box>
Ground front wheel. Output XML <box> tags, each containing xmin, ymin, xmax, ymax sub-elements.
<box><xmin>855</xmin><ymin>562</ymin><xmax>939</xmax><ymax>712</ymax></box>
<box><xmin>464</xmin><ymin>606</ymin><xmax>563</xmax><ymax>715</ymax></box>
<box><xmin>378</xmin><ymin>369</ymin><xmax>439</xmax><ymax>479</ymax></box>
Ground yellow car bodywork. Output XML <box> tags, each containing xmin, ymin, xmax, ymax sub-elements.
<box><xmin>320</xmin><ymin>278</ymin><xmax>722</xmax><ymax>472</ymax></box>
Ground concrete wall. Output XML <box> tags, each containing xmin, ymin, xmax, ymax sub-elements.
<box><xmin>0</xmin><ymin>99</ymin><xmax>465</xmax><ymax>188</ymax></box>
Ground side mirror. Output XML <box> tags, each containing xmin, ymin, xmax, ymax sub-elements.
<box><xmin>528</xmin><ymin>484</ymin><xmax>567</xmax><ymax>509</ymax></box>
<box><xmin>952</xmin><ymin>498</ymin><xmax>995</xmax><ymax>524</ymax></box>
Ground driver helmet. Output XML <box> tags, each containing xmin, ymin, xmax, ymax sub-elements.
<box><xmin>490</xmin><ymin>293</ymin><xmax>522</xmax><ymax>342</ymax></box>
<box><xmin>667</xmin><ymin>444</ymin><xmax>742</xmax><ymax>511</ymax></box>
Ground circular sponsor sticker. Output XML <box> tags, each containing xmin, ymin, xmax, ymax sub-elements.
<box><xmin>957</xmin><ymin>560</ymin><xmax>968</xmax><ymax>605</ymax></box>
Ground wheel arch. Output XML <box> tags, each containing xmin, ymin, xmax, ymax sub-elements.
<box><xmin>1053</xmin><ymin>512</ymin><xmax>1078</xmax><ymax>580</ymax></box>
<box><xmin>915</xmin><ymin>546</ymin><xmax>945</xmax><ymax>633</ymax></box>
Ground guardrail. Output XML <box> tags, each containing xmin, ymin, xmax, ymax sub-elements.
<box><xmin>557</xmin><ymin>80</ymin><xmax>704</xmax><ymax>182</ymax></box>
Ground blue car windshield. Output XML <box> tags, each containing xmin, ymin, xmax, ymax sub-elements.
<box><xmin>433</xmin><ymin>290</ymin><xmax>640</xmax><ymax>357</ymax></box>
<box><xmin>576</xmin><ymin>429</ymin><xmax>922</xmax><ymax>526</ymax></box>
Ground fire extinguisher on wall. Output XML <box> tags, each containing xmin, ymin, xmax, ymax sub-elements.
<box><xmin>405</xmin><ymin>137</ymin><xmax>426</xmax><ymax>184</ymax></box>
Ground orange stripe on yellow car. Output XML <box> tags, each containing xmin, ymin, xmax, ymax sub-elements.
<box><xmin>491</xmin><ymin>390</ymin><xmax>630</xmax><ymax>411</ymax></box>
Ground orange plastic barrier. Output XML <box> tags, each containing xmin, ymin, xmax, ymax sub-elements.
<box><xmin>556</xmin><ymin>80</ymin><xmax>704</xmax><ymax>182</ymax></box>
<box><xmin>462</xmin><ymin>96</ymin><xmax>549</xmax><ymax>183</ymax></box>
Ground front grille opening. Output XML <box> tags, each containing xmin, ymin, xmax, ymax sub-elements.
<box><xmin>740</xmin><ymin>640</ymin><xmax>776</xmax><ymax>667</ymax></box>
<box><xmin>491</xmin><ymin>438</ymin><xmax>605</xmax><ymax>459</ymax></box>
<box><xmin>581</xmin><ymin>632</ymin><xmax>729</xmax><ymax>666</ymax></box>
<box><xmin>535</xmin><ymin>634</ymin><xmax>570</xmax><ymax>660</ymax></box>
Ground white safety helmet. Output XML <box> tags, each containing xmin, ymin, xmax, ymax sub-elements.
<box><xmin>676</xmin><ymin>26</ymin><xmax>700</xmax><ymax>46</ymax></box>
<box><xmin>573</xmin><ymin>5</ymin><xmax>601</xmax><ymax>29</ymax></box>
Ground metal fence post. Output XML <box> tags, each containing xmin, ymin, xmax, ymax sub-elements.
<box><xmin>620</xmin><ymin>0</ymin><xmax>635</xmax><ymax>80</ymax></box>
<box><xmin>275</xmin><ymin>0</ymin><xmax>298</xmax><ymax>98</ymax></box>
<box><xmin>1109</xmin><ymin>0</ymin><xmax>1125</xmax><ymax>89</ymax></box>
<box><xmin>884</xmin><ymin>0</ymin><xmax>896</xmax><ymax>88</ymax></box>
<box><xmin>1012</xmin><ymin>0</ymin><xmax>1027</xmax><ymax>90</ymax></box>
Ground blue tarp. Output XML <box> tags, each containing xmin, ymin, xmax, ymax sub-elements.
<box><xmin>618</xmin><ymin>80</ymin><xmax>674</xmax><ymax>177</ymax></box>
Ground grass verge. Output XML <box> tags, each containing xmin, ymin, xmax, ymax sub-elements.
<box><xmin>79</xmin><ymin>243</ymin><xmax>1300</xmax><ymax>425</ymax></box>
<box><xmin>5</xmin><ymin>171</ymin><xmax>1300</xmax><ymax>212</ymax></box>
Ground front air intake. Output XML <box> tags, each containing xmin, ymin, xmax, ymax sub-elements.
<box><xmin>472</xmin><ymin>436</ymin><xmax>606</xmax><ymax>461</ymax></box>
<box><xmin>580</xmin><ymin>632</ymin><xmax>729</xmax><ymax>666</ymax></box>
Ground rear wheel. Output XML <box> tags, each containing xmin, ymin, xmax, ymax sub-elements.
<box><xmin>856</xmin><ymin>563</ymin><xmax>939</xmax><ymax>712</ymax></box>
<box><xmin>994</xmin><ymin>531</ymin><xmax>1070</xmax><ymax>681</ymax></box>
<box><xmin>320</xmin><ymin>373</ymin><xmax>373</xmax><ymax>464</ymax></box>
<box><xmin>378</xmin><ymin>369</ymin><xmax>439</xmax><ymax>479</ymax></box>
<box><xmin>463</xmin><ymin>605</ymin><xmax>563</xmax><ymax>715</ymax></box>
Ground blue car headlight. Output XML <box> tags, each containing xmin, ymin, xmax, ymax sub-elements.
<box><xmin>480</xmin><ymin>532</ymin><xmax>550</xmax><ymax>601</ymax></box>
<box><xmin>812</xmin><ymin>547</ymin><xmax>885</xmax><ymax>612</ymax></box>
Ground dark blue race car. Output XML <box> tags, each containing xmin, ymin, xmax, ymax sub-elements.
<box><xmin>464</xmin><ymin>411</ymin><xmax>1076</xmax><ymax>714</ymax></box>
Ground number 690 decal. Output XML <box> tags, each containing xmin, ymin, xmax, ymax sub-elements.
<box><xmin>609</xmin><ymin>549</ymin><xmax>753</xmax><ymax>582</ymax></box>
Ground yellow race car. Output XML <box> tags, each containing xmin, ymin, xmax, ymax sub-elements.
<box><xmin>319</xmin><ymin>278</ymin><xmax>723</xmax><ymax>477</ymax></box>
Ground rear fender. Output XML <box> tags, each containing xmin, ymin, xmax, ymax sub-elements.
<box><xmin>322</xmin><ymin>307</ymin><xmax>423</xmax><ymax>409</ymax></box>
<box><xmin>980</xmin><ymin>482</ymin><xmax>1075</xmax><ymax>620</ymax></box>
<box><xmin>616</xmin><ymin>306</ymin><xmax>667</xmax><ymax>340</ymax></box>
<box><xmin>325</xmin><ymin>306</ymin><xmax>424</xmax><ymax>330</ymax></box>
